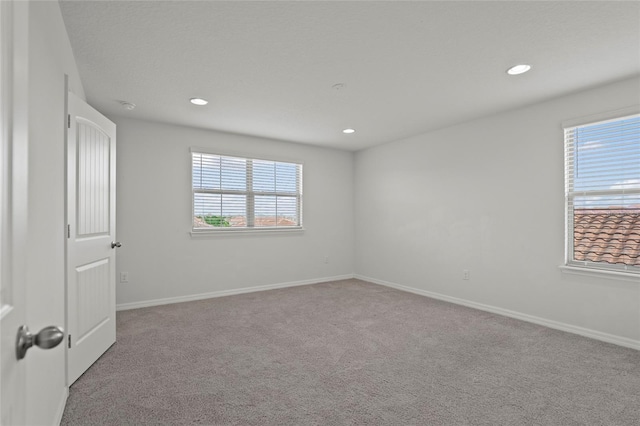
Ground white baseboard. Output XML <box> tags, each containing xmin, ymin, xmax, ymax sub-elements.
<box><xmin>115</xmin><ymin>272</ymin><xmax>639</xmax><ymax>351</ymax></box>
<box><xmin>54</xmin><ymin>387</ymin><xmax>68</xmax><ymax>426</ymax></box>
<box><xmin>355</xmin><ymin>274</ymin><xmax>640</xmax><ymax>351</ymax></box>
<box><xmin>116</xmin><ymin>274</ymin><xmax>355</xmax><ymax>311</ymax></box>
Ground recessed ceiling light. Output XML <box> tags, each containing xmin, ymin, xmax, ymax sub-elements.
<box><xmin>190</xmin><ymin>98</ymin><xmax>208</xmax><ymax>106</ymax></box>
<box><xmin>506</xmin><ymin>64</ymin><xmax>532</xmax><ymax>75</ymax></box>
<box><xmin>342</xmin><ymin>128</ymin><xmax>356</xmax><ymax>134</ymax></box>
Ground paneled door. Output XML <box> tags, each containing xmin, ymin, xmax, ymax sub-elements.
<box><xmin>67</xmin><ymin>92</ymin><xmax>117</xmax><ymax>385</ymax></box>
<box><xmin>1</xmin><ymin>1</ymin><xmax>27</xmax><ymax>423</ymax></box>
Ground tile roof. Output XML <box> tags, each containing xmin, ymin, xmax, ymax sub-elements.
<box><xmin>573</xmin><ymin>209</ymin><xmax>640</xmax><ymax>266</ymax></box>
<box><xmin>229</xmin><ymin>216</ymin><xmax>297</xmax><ymax>227</ymax></box>
<box><xmin>194</xmin><ymin>216</ymin><xmax>296</xmax><ymax>228</ymax></box>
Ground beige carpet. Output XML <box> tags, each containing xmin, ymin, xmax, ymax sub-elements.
<box><xmin>61</xmin><ymin>279</ymin><xmax>639</xmax><ymax>425</ymax></box>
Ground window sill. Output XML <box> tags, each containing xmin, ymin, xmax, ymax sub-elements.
<box><xmin>190</xmin><ymin>227</ymin><xmax>305</xmax><ymax>237</ymax></box>
<box><xmin>559</xmin><ymin>265</ymin><xmax>639</xmax><ymax>283</ymax></box>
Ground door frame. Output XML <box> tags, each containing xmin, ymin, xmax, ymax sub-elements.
<box><xmin>63</xmin><ymin>76</ymin><xmax>70</xmax><ymax>388</ymax></box>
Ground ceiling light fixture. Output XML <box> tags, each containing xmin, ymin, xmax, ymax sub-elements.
<box><xmin>190</xmin><ymin>98</ymin><xmax>209</xmax><ymax>106</ymax></box>
<box><xmin>506</xmin><ymin>64</ymin><xmax>532</xmax><ymax>75</ymax></box>
<box><xmin>342</xmin><ymin>128</ymin><xmax>355</xmax><ymax>134</ymax></box>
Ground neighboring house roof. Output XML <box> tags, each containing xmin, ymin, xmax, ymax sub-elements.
<box><xmin>194</xmin><ymin>216</ymin><xmax>296</xmax><ymax>228</ymax></box>
<box><xmin>229</xmin><ymin>216</ymin><xmax>296</xmax><ymax>227</ymax></box>
<box><xmin>574</xmin><ymin>209</ymin><xmax>640</xmax><ymax>266</ymax></box>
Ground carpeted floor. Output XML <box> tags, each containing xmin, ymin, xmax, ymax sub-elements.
<box><xmin>61</xmin><ymin>279</ymin><xmax>639</xmax><ymax>425</ymax></box>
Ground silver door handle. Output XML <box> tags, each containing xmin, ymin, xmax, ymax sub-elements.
<box><xmin>111</xmin><ymin>241</ymin><xmax>122</xmax><ymax>249</ymax></box>
<box><xmin>16</xmin><ymin>325</ymin><xmax>64</xmax><ymax>360</ymax></box>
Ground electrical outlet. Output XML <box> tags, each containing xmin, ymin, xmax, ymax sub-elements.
<box><xmin>463</xmin><ymin>269</ymin><xmax>470</xmax><ymax>280</ymax></box>
<box><xmin>120</xmin><ymin>272</ymin><xmax>129</xmax><ymax>283</ymax></box>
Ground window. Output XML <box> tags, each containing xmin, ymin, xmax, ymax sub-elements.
<box><xmin>564</xmin><ymin>113</ymin><xmax>640</xmax><ymax>274</ymax></box>
<box><xmin>192</xmin><ymin>151</ymin><xmax>302</xmax><ymax>232</ymax></box>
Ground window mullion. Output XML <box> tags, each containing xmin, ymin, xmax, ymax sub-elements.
<box><xmin>246</xmin><ymin>159</ymin><xmax>254</xmax><ymax>227</ymax></box>
<box><xmin>297</xmin><ymin>165</ymin><xmax>302</xmax><ymax>225</ymax></box>
<box><xmin>274</xmin><ymin>164</ymin><xmax>278</xmax><ymax>226</ymax></box>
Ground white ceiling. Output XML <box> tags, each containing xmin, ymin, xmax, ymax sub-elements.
<box><xmin>59</xmin><ymin>0</ymin><xmax>640</xmax><ymax>151</ymax></box>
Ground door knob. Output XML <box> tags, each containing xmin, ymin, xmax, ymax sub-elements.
<box><xmin>111</xmin><ymin>241</ymin><xmax>122</xmax><ymax>249</ymax></box>
<box><xmin>16</xmin><ymin>325</ymin><xmax>64</xmax><ymax>360</ymax></box>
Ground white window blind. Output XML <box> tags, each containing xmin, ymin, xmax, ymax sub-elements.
<box><xmin>564</xmin><ymin>114</ymin><xmax>640</xmax><ymax>273</ymax></box>
<box><xmin>192</xmin><ymin>152</ymin><xmax>302</xmax><ymax>231</ymax></box>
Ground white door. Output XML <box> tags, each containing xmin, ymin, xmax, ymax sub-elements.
<box><xmin>1</xmin><ymin>1</ymin><xmax>28</xmax><ymax>423</ymax></box>
<box><xmin>67</xmin><ymin>92</ymin><xmax>117</xmax><ymax>385</ymax></box>
<box><xmin>0</xmin><ymin>2</ymin><xmax>28</xmax><ymax>425</ymax></box>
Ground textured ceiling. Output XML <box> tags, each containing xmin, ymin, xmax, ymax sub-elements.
<box><xmin>59</xmin><ymin>1</ymin><xmax>640</xmax><ymax>151</ymax></box>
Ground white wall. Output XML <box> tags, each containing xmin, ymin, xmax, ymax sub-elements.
<box><xmin>112</xmin><ymin>117</ymin><xmax>354</xmax><ymax>307</ymax></box>
<box><xmin>354</xmin><ymin>77</ymin><xmax>640</xmax><ymax>346</ymax></box>
<box><xmin>26</xmin><ymin>1</ymin><xmax>85</xmax><ymax>424</ymax></box>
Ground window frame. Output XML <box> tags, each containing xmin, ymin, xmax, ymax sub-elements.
<box><xmin>190</xmin><ymin>148</ymin><xmax>303</xmax><ymax>235</ymax></box>
<box><xmin>562</xmin><ymin>108</ymin><xmax>640</xmax><ymax>277</ymax></box>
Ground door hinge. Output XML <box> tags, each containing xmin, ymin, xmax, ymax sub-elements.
<box><xmin>68</xmin><ymin>114</ymin><xmax>70</xmax><ymax>128</ymax></box>
<box><xmin>68</xmin><ymin>334</ymin><xmax>71</xmax><ymax>349</ymax></box>
<box><xmin>67</xmin><ymin>224</ymin><xmax>70</xmax><ymax>238</ymax></box>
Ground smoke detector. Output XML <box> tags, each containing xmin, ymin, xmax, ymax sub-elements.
<box><xmin>120</xmin><ymin>101</ymin><xmax>136</xmax><ymax>110</ymax></box>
